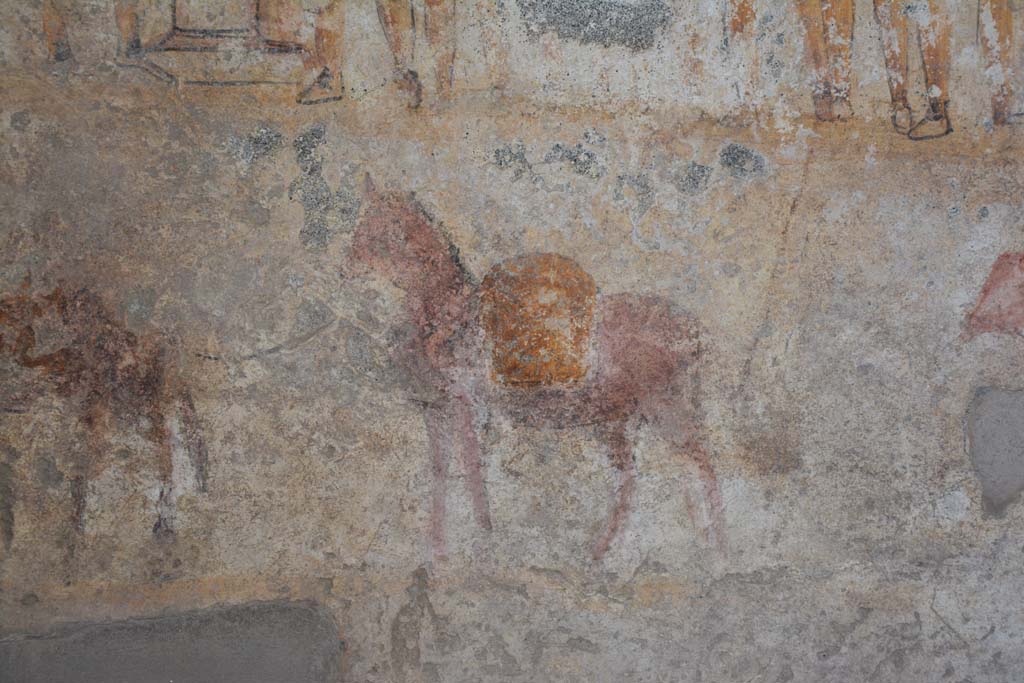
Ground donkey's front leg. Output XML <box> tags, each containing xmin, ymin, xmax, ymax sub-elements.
<box><xmin>592</xmin><ymin>420</ymin><xmax>635</xmax><ymax>561</ymax></box>
<box><xmin>450</xmin><ymin>389</ymin><xmax>492</xmax><ymax>531</ymax></box>
<box><xmin>422</xmin><ymin>403</ymin><xmax>452</xmax><ymax>560</ymax></box>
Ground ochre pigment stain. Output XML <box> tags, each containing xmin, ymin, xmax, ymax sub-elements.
<box><xmin>481</xmin><ymin>253</ymin><xmax>597</xmax><ymax>386</ymax></box>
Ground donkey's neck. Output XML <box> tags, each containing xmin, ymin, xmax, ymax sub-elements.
<box><xmin>401</xmin><ymin>252</ymin><xmax>471</xmax><ymax>321</ymax></box>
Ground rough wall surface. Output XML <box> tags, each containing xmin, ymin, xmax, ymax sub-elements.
<box><xmin>1</xmin><ymin>1</ymin><xmax>1024</xmax><ymax>681</ymax></box>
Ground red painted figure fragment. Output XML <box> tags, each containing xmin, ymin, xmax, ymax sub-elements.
<box><xmin>966</xmin><ymin>252</ymin><xmax>1024</xmax><ymax>338</ymax></box>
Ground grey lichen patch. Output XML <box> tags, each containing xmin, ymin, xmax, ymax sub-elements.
<box><xmin>672</xmin><ymin>162</ymin><xmax>713</xmax><ymax>194</ymax></box>
<box><xmin>966</xmin><ymin>387</ymin><xmax>1024</xmax><ymax>516</ymax></box>
<box><xmin>544</xmin><ymin>142</ymin><xmax>605</xmax><ymax>179</ymax></box>
<box><xmin>229</xmin><ymin>126</ymin><xmax>284</xmax><ymax>165</ymax></box>
<box><xmin>289</xmin><ymin>125</ymin><xmax>361</xmax><ymax>249</ymax></box>
<box><xmin>517</xmin><ymin>0</ymin><xmax>672</xmax><ymax>51</ymax></box>
<box><xmin>719</xmin><ymin>143</ymin><xmax>766</xmax><ymax>178</ymax></box>
<box><xmin>614</xmin><ymin>173</ymin><xmax>655</xmax><ymax>220</ymax></box>
<box><xmin>493</xmin><ymin>142</ymin><xmax>534</xmax><ymax>182</ymax></box>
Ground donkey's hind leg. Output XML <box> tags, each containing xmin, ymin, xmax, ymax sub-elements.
<box><xmin>592</xmin><ymin>421</ymin><xmax>635</xmax><ymax>561</ymax></box>
<box><xmin>681</xmin><ymin>439</ymin><xmax>727</xmax><ymax>553</ymax></box>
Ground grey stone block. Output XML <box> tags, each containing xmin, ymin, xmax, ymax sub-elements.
<box><xmin>0</xmin><ymin>600</ymin><xmax>343</xmax><ymax>683</ymax></box>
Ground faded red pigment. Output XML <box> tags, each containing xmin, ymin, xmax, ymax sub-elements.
<box><xmin>966</xmin><ymin>253</ymin><xmax>1024</xmax><ymax>338</ymax></box>
<box><xmin>350</xmin><ymin>179</ymin><xmax>725</xmax><ymax>560</ymax></box>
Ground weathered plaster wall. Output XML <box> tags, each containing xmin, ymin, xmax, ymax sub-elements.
<box><xmin>1</xmin><ymin>1</ymin><xmax>1024</xmax><ymax>681</ymax></box>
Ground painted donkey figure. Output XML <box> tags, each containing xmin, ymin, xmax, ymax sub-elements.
<box><xmin>348</xmin><ymin>178</ymin><xmax>725</xmax><ymax>560</ymax></box>
<box><xmin>0</xmin><ymin>282</ymin><xmax>207</xmax><ymax>560</ymax></box>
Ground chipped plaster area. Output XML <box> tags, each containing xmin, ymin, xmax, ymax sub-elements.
<box><xmin>1</xmin><ymin>1</ymin><xmax>1024</xmax><ymax>681</ymax></box>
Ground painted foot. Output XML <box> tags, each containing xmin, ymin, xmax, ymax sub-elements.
<box><xmin>297</xmin><ymin>66</ymin><xmax>344</xmax><ymax>105</ymax></box>
<box><xmin>890</xmin><ymin>102</ymin><xmax>913</xmax><ymax>135</ymax></box>
<box><xmin>908</xmin><ymin>102</ymin><xmax>952</xmax><ymax>141</ymax></box>
<box><xmin>398</xmin><ymin>69</ymin><xmax>423</xmax><ymax>110</ymax></box>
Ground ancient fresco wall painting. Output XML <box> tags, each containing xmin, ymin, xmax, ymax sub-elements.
<box><xmin>5</xmin><ymin>0</ymin><xmax>1024</xmax><ymax>680</ymax></box>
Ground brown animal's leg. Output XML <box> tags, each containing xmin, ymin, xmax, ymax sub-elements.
<box><xmin>796</xmin><ymin>0</ymin><xmax>833</xmax><ymax>120</ymax></box>
<box><xmin>298</xmin><ymin>0</ymin><xmax>346</xmax><ymax>104</ymax></box>
<box><xmin>42</xmin><ymin>0</ymin><xmax>73</xmax><ymax>62</ymax></box>
<box><xmin>423</xmin><ymin>404</ymin><xmax>450</xmax><ymax>560</ymax></box>
<box><xmin>874</xmin><ymin>0</ymin><xmax>913</xmax><ymax>133</ymax></box>
<box><xmin>176</xmin><ymin>390</ymin><xmax>209</xmax><ymax>493</ymax></box>
<box><xmin>592</xmin><ymin>421</ymin><xmax>635</xmax><ymax>561</ymax></box>
<box><xmin>980</xmin><ymin>0</ymin><xmax>1015</xmax><ymax>123</ymax></box>
<box><xmin>145</xmin><ymin>401</ymin><xmax>178</xmax><ymax>540</ymax></box>
<box><xmin>909</xmin><ymin>2</ymin><xmax>953</xmax><ymax>139</ymax></box>
<box><xmin>425</xmin><ymin>0</ymin><xmax>456</xmax><ymax>100</ymax></box>
<box><xmin>377</xmin><ymin>0</ymin><xmax>422</xmax><ymax>107</ymax></box>
<box><xmin>451</xmin><ymin>391</ymin><xmax>492</xmax><ymax>531</ymax></box>
<box><xmin>822</xmin><ymin>0</ymin><xmax>855</xmax><ymax>119</ymax></box>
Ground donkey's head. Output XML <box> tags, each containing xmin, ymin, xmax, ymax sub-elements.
<box><xmin>347</xmin><ymin>175</ymin><xmax>466</xmax><ymax>296</ymax></box>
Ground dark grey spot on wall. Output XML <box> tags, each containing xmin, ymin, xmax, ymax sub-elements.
<box><xmin>720</xmin><ymin>143</ymin><xmax>766</xmax><ymax>178</ymax></box>
<box><xmin>0</xmin><ymin>600</ymin><xmax>343</xmax><ymax>683</ymax></box>
<box><xmin>614</xmin><ymin>173</ymin><xmax>655</xmax><ymax>219</ymax></box>
<box><xmin>966</xmin><ymin>387</ymin><xmax>1024</xmax><ymax>516</ymax></box>
<box><xmin>289</xmin><ymin>125</ymin><xmax>360</xmax><ymax>249</ymax></box>
<box><xmin>673</xmin><ymin>162</ymin><xmax>713</xmax><ymax>194</ymax></box>
<box><xmin>517</xmin><ymin>0</ymin><xmax>672</xmax><ymax>50</ymax></box>
<box><xmin>230</xmin><ymin>126</ymin><xmax>284</xmax><ymax>165</ymax></box>
<box><xmin>545</xmin><ymin>143</ymin><xmax>605</xmax><ymax>179</ymax></box>
<box><xmin>493</xmin><ymin>142</ymin><xmax>534</xmax><ymax>181</ymax></box>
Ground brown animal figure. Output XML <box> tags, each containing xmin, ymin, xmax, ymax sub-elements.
<box><xmin>348</xmin><ymin>178</ymin><xmax>725</xmax><ymax>561</ymax></box>
<box><xmin>873</xmin><ymin>0</ymin><xmax>953</xmax><ymax>139</ymax></box>
<box><xmin>796</xmin><ymin>0</ymin><xmax>855</xmax><ymax>121</ymax></box>
<box><xmin>0</xmin><ymin>282</ymin><xmax>207</xmax><ymax>564</ymax></box>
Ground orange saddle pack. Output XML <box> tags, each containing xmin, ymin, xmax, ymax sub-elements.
<box><xmin>480</xmin><ymin>253</ymin><xmax>597</xmax><ymax>386</ymax></box>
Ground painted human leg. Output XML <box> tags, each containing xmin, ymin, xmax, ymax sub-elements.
<box><xmin>42</xmin><ymin>0</ymin><xmax>72</xmax><ymax>62</ymax></box>
<box><xmin>796</xmin><ymin>0</ymin><xmax>834</xmax><ymax>120</ymax></box>
<box><xmin>425</xmin><ymin>0</ymin><xmax>456</xmax><ymax>100</ymax></box>
<box><xmin>478</xmin><ymin>0</ymin><xmax>509</xmax><ymax>91</ymax></box>
<box><xmin>592</xmin><ymin>421</ymin><xmax>636</xmax><ymax>561</ymax></box>
<box><xmin>822</xmin><ymin>0</ymin><xmax>855</xmax><ymax>119</ymax></box>
<box><xmin>376</xmin><ymin>0</ymin><xmax>422</xmax><ymax>107</ymax></box>
<box><xmin>873</xmin><ymin>0</ymin><xmax>914</xmax><ymax>133</ymax></box>
<box><xmin>910</xmin><ymin>1</ymin><xmax>953</xmax><ymax>139</ymax></box>
<box><xmin>980</xmin><ymin>0</ymin><xmax>1016</xmax><ymax>123</ymax></box>
<box><xmin>298</xmin><ymin>0</ymin><xmax>346</xmax><ymax>104</ymax></box>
